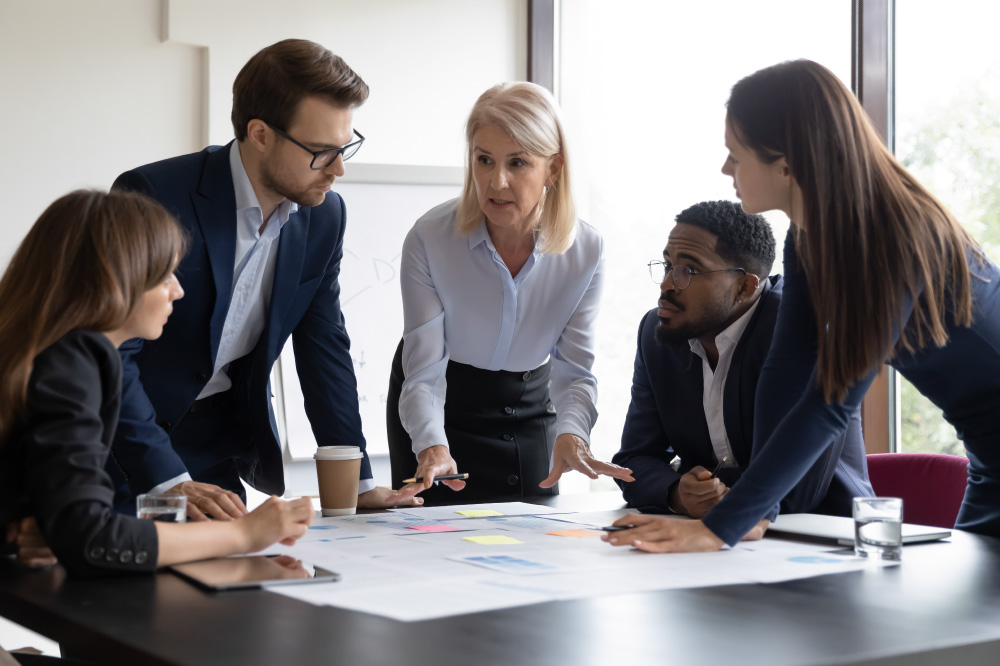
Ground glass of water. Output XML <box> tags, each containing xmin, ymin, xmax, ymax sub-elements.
<box><xmin>853</xmin><ymin>497</ymin><xmax>903</xmax><ymax>560</ymax></box>
<box><xmin>136</xmin><ymin>493</ymin><xmax>188</xmax><ymax>523</ymax></box>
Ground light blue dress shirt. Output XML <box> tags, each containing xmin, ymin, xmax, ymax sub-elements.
<box><xmin>398</xmin><ymin>199</ymin><xmax>604</xmax><ymax>455</ymax></box>
<box><xmin>150</xmin><ymin>142</ymin><xmax>298</xmax><ymax>495</ymax></box>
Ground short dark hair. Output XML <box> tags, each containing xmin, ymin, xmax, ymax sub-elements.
<box><xmin>231</xmin><ymin>39</ymin><xmax>369</xmax><ymax>141</ymax></box>
<box><xmin>674</xmin><ymin>200</ymin><xmax>776</xmax><ymax>277</ymax></box>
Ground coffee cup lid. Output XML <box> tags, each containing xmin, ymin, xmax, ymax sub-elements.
<box><xmin>314</xmin><ymin>445</ymin><xmax>364</xmax><ymax>461</ymax></box>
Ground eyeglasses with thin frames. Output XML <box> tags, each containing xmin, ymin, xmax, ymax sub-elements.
<box><xmin>647</xmin><ymin>260</ymin><xmax>747</xmax><ymax>289</ymax></box>
<box><xmin>265</xmin><ymin>122</ymin><xmax>365</xmax><ymax>170</ymax></box>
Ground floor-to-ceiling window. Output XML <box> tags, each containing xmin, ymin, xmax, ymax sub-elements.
<box><xmin>894</xmin><ymin>0</ymin><xmax>1000</xmax><ymax>455</ymax></box>
<box><xmin>558</xmin><ymin>0</ymin><xmax>851</xmax><ymax>491</ymax></box>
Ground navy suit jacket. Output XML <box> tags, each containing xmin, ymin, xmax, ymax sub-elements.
<box><xmin>109</xmin><ymin>142</ymin><xmax>371</xmax><ymax>501</ymax></box>
<box><xmin>612</xmin><ymin>276</ymin><xmax>872</xmax><ymax>516</ymax></box>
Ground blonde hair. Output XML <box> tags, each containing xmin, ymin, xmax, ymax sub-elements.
<box><xmin>456</xmin><ymin>82</ymin><xmax>576</xmax><ymax>254</ymax></box>
<box><xmin>0</xmin><ymin>189</ymin><xmax>187</xmax><ymax>445</ymax></box>
<box><xmin>727</xmin><ymin>59</ymin><xmax>978</xmax><ymax>403</ymax></box>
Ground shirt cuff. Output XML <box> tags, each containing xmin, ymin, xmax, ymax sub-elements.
<box><xmin>555</xmin><ymin>420</ymin><xmax>591</xmax><ymax>445</ymax></box>
<box><xmin>148</xmin><ymin>473</ymin><xmax>191</xmax><ymax>497</ymax></box>
<box><xmin>357</xmin><ymin>477</ymin><xmax>376</xmax><ymax>495</ymax></box>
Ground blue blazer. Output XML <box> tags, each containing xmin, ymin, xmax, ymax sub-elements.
<box><xmin>109</xmin><ymin>143</ymin><xmax>371</xmax><ymax>501</ymax></box>
<box><xmin>613</xmin><ymin>276</ymin><xmax>872</xmax><ymax>516</ymax></box>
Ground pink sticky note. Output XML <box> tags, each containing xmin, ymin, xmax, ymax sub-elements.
<box><xmin>407</xmin><ymin>524</ymin><xmax>463</xmax><ymax>533</ymax></box>
<box><xmin>547</xmin><ymin>529</ymin><xmax>604</xmax><ymax>538</ymax></box>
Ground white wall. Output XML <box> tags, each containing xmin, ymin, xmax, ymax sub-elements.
<box><xmin>0</xmin><ymin>0</ymin><xmax>527</xmax><ymax>266</ymax></box>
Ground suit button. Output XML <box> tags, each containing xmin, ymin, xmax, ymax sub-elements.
<box><xmin>160</xmin><ymin>421</ymin><xmax>173</xmax><ymax>431</ymax></box>
<box><xmin>106</xmin><ymin>549</ymin><xmax>119</xmax><ymax>562</ymax></box>
<box><xmin>502</xmin><ymin>434</ymin><xmax>513</xmax><ymax>441</ymax></box>
<box><xmin>504</xmin><ymin>407</ymin><xmax>514</xmax><ymax>415</ymax></box>
<box><xmin>506</xmin><ymin>474</ymin><xmax>519</xmax><ymax>486</ymax></box>
<box><xmin>89</xmin><ymin>547</ymin><xmax>105</xmax><ymax>560</ymax></box>
<box><xmin>194</xmin><ymin>372</ymin><xmax>208</xmax><ymax>383</ymax></box>
<box><xmin>135</xmin><ymin>551</ymin><xmax>149</xmax><ymax>565</ymax></box>
<box><xmin>522</xmin><ymin>371</ymin><xmax>531</xmax><ymax>381</ymax></box>
<box><xmin>120</xmin><ymin>550</ymin><xmax>133</xmax><ymax>564</ymax></box>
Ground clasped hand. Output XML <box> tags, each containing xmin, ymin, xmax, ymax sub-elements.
<box><xmin>669</xmin><ymin>466</ymin><xmax>729</xmax><ymax>518</ymax></box>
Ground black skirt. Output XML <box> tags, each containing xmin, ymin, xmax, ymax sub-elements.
<box><xmin>387</xmin><ymin>339</ymin><xmax>557</xmax><ymax>503</ymax></box>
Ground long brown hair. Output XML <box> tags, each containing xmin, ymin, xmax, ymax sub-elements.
<box><xmin>727</xmin><ymin>59</ymin><xmax>978</xmax><ymax>402</ymax></box>
<box><xmin>0</xmin><ymin>189</ymin><xmax>187</xmax><ymax>445</ymax></box>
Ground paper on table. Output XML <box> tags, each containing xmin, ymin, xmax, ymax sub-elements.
<box><xmin>463</xmin><ymin>535</ymin><xmax>524</xmax><ymax>545</ymax></box>
<box><xmin>406</xmin><ymin>524</ymin><xmax>466</xmax><ymax>533</ymax></box>
<box><xmin>267</xmin><ymin>503</ymin><xmax>897</xmax><ymax>623</ymax></box>
<box><xmin>547</xmin><ymin>529</ymin><xmax>604</xmax><ymax>538</ymax></box>
<box><xmin>456</xmin><ymin>509</ymin><xmax>504</xmax><ymax>517</ymax></box>
<box><xmin>388</xmin><ymin>502</ymin><xmax>570</xmax><ymax>521</ymax></box>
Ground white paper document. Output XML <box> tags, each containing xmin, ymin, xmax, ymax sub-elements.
<box><xmin>265</xmin><ymin>502</ymin><xmax>895</xmax><ymax>622</ymax></box>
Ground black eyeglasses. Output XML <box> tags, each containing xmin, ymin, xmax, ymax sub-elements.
<box><xmin>648</xmin><ymin>260</ymin><xmax>747</xmax><ymax>290</ymax></box>
<box><xmin>265</xmin><ymin>122</ymin><xmax>365</xmax><ymax>169</ymax></box>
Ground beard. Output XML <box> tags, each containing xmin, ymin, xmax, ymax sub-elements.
<box><xmin>654</xmin><ymin>292</ymin><xmax>735</xmax><ymax>347</ymax></box>
<box><xmin>260</xmin><ymin>151</ymin><xmax>332</xmax><ymax>208</ymax></box>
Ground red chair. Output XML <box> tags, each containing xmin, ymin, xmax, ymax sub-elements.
<box><xmin>866</xmin><ymin>453</ymin><xmax>969</xmax><ymax>528</ymax></box>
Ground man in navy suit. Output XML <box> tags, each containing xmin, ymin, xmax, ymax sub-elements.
<box><xmin>109</xmin><ymin>39</ymin><xmax>419</xmax><ymax>517</ymax></box>
<box><xmin>613</xmin><ymin>201</ymin><xmax>871</xmax><ymax>518</ymax></box>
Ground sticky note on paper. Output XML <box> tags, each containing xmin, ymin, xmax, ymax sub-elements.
<box><xmin>406</xmin><ymin>524</ymin><xmax>463</xmax><ymax>533</ymax></box>
<box><xmin>547</xmin><ymin>529</ymin><xmax>603</xmax><ymax>538</ymax></box>
<box><xmin>463</xmin><ymin>535</ymin><xmax>523</xmax><ymax>545</ymax></box>
<box><xmin>456</xmin><ymin>509</ymin><xmax>505</xmax><ymax>518</ymax></box>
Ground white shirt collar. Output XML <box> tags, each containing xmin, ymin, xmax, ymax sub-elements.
<box><xmin>689</xmin><ymin>296</ymin><xmax>762</xmax><ymax>360</ymax></box>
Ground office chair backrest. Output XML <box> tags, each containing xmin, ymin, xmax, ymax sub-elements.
<box><xmin>866</xmin><ymin>453</ymin><xmax>969</xmax><ymax>529</ymax></box>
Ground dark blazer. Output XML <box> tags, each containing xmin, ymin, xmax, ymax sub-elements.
<box><xmin>613</xmin><ymin>275</ymin><xmax>872</xmax><ymax>516</ymax></box>
<box><xmin>109</xmin><ymin>143</ymin><xmax>371</xmax><ymax>502</ymax></box>
<box><xmin>0</xmin><ymin>330</ymin><xmax>158</xmax><ymax>576</ymax></box>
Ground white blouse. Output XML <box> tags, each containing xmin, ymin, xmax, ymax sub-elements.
<box><xmin>398</xmin><ymin>199</ymin><xmax>604</xmax><ymax>455</ymax></box>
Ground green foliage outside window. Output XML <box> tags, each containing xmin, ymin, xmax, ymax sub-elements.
<box><xmin>895</xmin><ymin>72</ymin><xmax>1000</xmax><ymax>457</ymax></box>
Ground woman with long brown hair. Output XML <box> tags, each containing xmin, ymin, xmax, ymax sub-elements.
<box><xmin>0</xmin><ymin>189</ymin><xmax>313</xmax><ymax>576</ymax></box>
<box><xmin>605</xmin><ymin>59</ymin><xmax>1000</xmax><ymax>552</ymax></box>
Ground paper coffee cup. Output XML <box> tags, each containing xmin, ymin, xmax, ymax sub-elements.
<box><xmin>314</xmin><ymin>446</ymin><xmax>363</xmax><ymax>516</ymax></box>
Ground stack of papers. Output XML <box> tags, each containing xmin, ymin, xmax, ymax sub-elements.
<box><xmin>259</xmin><ymin>502</ymin><xmax>901</xmax><ymax>622</ymax></box>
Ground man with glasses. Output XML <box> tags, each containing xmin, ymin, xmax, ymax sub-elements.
<box><xmin>108</xmin><ymin>39</ymin><xmax>419</xmax><ymax>518</ymax></box>
<box><xmin>613</xmin><ymin>201</ymin><xmax>871</xmax><ymax>518</ymax></box>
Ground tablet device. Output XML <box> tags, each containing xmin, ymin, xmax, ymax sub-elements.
<box><xmin>169</xmin><ymin>554</ymin><xmax>340</xmax><ymax>591</ymax></box>
<box><xmin>768</xmin><ymin>513</ymin><xmax>951</xmax><ymax>546</ymax></box>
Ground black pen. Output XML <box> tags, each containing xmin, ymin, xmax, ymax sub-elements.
<box><xmin>601</xmin><ymin>525</ymin><xmax>636</xmax><ymax>532</ymax></box>
<box><xmin>710</xmin><ymin>456</ymin><xmax>728</xmax><ymax>479</ymax></box>
<box><xmin>401</xmin><ymin>473</ymin><xmax>470</xmax><ymax>484</ymax></box>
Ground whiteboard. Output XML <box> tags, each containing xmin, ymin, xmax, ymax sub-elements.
<box><xmin>275</xmin><ymin>167</ymin><xmax>463</xmax><ymax>464</ymax></box>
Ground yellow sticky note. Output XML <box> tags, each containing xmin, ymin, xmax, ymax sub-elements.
<box><xmin>463</xmin><ymin>535</ymin><xmax>523</xmax><ymax>545</ymax></box>
<box><xmin>456</xmin><ymin>509</ymin><xmax>505</xmax><ymax>517</ymax></box>
<box><xmin>547</xmin><ymin>529</ymin><xmax>603</xmax><ymax>538</ymax></box>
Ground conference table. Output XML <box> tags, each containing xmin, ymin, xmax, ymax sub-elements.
<box><xmin>2</xmin><ymin>492</ymin><xmax>1000</xmax><ymax>666</ymax></box>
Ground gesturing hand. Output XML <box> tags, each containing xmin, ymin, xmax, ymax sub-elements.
<box><xmin>539</xmin><ymin>433</ymin><xmax>634</xmax><ymax>488</ymax></box>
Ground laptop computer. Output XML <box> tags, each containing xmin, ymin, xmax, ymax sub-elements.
<box><xmin>768</xmin><ymin>513</ymin><xmax>951</xmax><ymax>546</ymax></box>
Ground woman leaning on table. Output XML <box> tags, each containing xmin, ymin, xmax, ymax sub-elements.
<box><xmin>0</xmin><ymin>189</ymin><xmax>313</xmax><ymax>577</ymax></box>
<box><xmin>388</xmin><ymin>82</ymin><xmax>633</xmax><ymax>503</ymax></box>
<box><xmin>606</xmin><ymin>59</ymin><xmax>1000</xmax><ymax>552</ymax></box>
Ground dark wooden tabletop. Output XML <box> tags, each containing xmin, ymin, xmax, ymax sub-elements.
<box><xmin>3</xmin><ymin>493</ymin><xmax>1000</xmax><ymax>666</ymax></box>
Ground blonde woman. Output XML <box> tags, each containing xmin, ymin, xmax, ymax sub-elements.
<box><xmin>388</xmin><ymin>82</ymin><xmax>633</xmax><ymax>502</ymax></box>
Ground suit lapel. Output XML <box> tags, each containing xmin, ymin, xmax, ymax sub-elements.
<box><xmin>190</xmin><ymin>143</ymin><xmax>239</xmax><ymax>361</ymax></box>
<box><xmin>266</xmin><ymin>206</ymin><xmax>310</xmax><ymax>360</ymax></box>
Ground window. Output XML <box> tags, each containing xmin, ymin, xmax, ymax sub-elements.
<box><xmin>894</xmin><ymin>0</ymin><xmax>1000</xmax><ymax>455</ymax></box>
<box><xmin>558</xmin><ymin>0</ymin><xmax>851</xmax><ymax>491</ymax></box>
